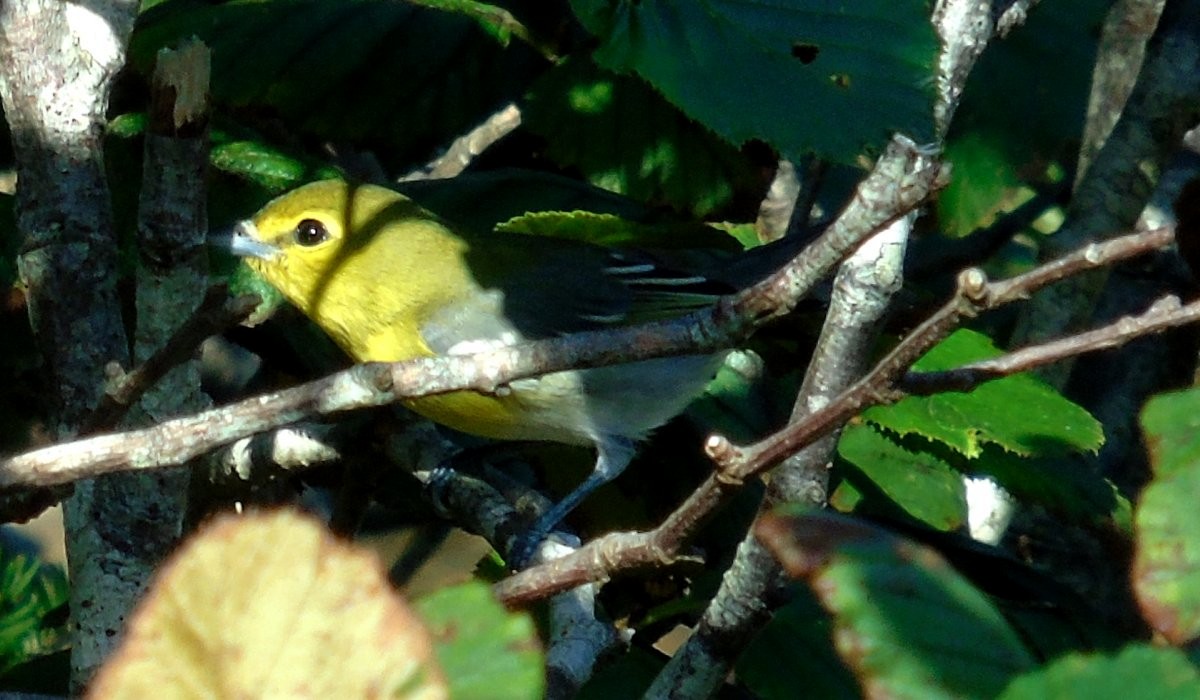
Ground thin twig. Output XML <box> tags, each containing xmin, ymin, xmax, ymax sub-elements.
<box><xmin>904</xmin><ymin>293</ymin><xmax>1200</xmax><ymax>391</ymax></box>
<box><xmin>493</xmin><ymin>225</ymin><xmax>1177</xmax><ymax>605</ymax></box>
<box><xmin>81</xmin><ymin>287</ymin><xmax>258</xmax><ymax>433</ymax></box>
<box><xmin>0</xmin><ymin>136</ymin><xmax>945</xmax><ymax>494</ymax></box>
<box><xmin>399</xmin><ymin>103</ymin><xmax>523</xmax><ymax>182</ymax></box>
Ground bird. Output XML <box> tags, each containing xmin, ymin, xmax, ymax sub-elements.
<box><xmin>229</xmin><ymin>178</ymin><xmax>736</xmax><ymax>564</ymax></box>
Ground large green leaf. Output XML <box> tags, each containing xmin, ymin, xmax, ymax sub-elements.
<box><xmin>864</xmin><ymin>329</ymin><xmax>1104</xmax><ymax>457</ymax></box>
<box><xmin>523</xmin><ymin>56</ymin><xmax>761</xmax><ymax>217</ymax></box>
<box><xmin>569</xmin><ymin>0</ymin><xmax>938</xmax><ymax>163</ymax></box>
<box><xmin>415</xmin><ymin>582</ymin><xmax>543</xmax><ymax>700</ymax></box>
<box><xmin>758</xmin><ymin>509</ymin><xmax>1036</xmax><ymax>698</ymax></box>
<box><xmin>999</xmin><ymin>645</ymin><xmax>1200</xmax><ymax>699</ymax></box>
<box><xmin>834</xmin><ymin>423</ymin><xmax>968</xmax><ymax>532</ymax></box>
<box><xmin>130</xmin><ymin>0</ymin><xmax>547</xmax><ymax>166</ymax></box>
<box><xmin>1134</xmin><ymin>388</ymin><xmax>1200</xmax><ymax>644</ymax></box>
<box><xmin>210</xmin><ymin>135</ymin><xmax>340</xmax><ymax>194</ymax></box>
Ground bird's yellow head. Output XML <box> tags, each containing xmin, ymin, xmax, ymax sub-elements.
<box><xmin>232</xmin><ymin>179</ymin><xmax>405</xmax><ymax>305</ymax></box>
<box><xmin>229</xmin><ymin>179</ymin><xmax>475</xmax><ymax>360</ymax></box>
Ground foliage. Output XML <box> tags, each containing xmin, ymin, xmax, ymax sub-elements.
<box><xmin>89</xmin><ymin>511</ymin><xmax>542</xmax><ymax>699</ymax></box>
<box><xmin>0</xmin><ymin>0</ymin><xmax>1195</xmax><ymax>697</ymax></box>
<box><xmin>0</xmin><ymin>546</ymin><xmax>67</xmax><ymax>678</ymax></box>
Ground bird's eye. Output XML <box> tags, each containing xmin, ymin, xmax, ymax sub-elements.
<box><xmin>294</xmin><ymin>219</ymin><xmax>329</xmax><ymax>247</ymax></box>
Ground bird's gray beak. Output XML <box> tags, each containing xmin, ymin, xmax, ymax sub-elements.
<box><xmin>224</xmin><ymin>220</ymin><xmax>280</xmax><ymax>260</ymax></box>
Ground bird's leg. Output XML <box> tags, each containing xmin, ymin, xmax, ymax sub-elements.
<box><xmin>510</xmin><ymin>436</ymin><xmax>637</xmax><ymax>569</ymax></box>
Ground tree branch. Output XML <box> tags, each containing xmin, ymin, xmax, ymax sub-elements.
<box><xmin>493</xmin><ymin>226</ymin><xmax>1176</xmax><ymax>606</ymax></box>
<box><xmin>0</xmin><ymin>136</ymin><xmax>946</xmax><ymax>492</ymax></box>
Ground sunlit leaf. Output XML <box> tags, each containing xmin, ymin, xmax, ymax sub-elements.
<box><xmin>90</xmin><ymin>510</ymin><xmax>448</xmax><ymax>699</ymax></box>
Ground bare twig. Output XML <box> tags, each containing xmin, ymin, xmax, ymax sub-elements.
<box><xmin>1013</xmin><ymin>0</ymin><xmax>1200</xmax><ymax>382</ymax></box>
<box><xmin>904</xmin><ymin>293</ymin><xmax>1200</xmax><ymax>390</ymax></box>
<box><xmin>650</xmin><ymin>4</ymin><xmax>1042</xmax><ymax>691</ymax></box>
<box><xmin>399</xmin><ymin>103</ymin><xmax>523</xmax><ymax>182</ymax></box>
<box><xmin>651</xmin><ymin>216</ymin><xmax>913</xmax><ymax>698</ymax></box>
<box><xmin>493</xmin><ymin>226</ymin><xmax>1177</xmax><ymax>605</ymax></box>
<box><xmin>0</xmin><ymin>136</ymin><xmax>945</xmax><ymax>493</ymax></box>
<box><xmin>82</xmin><ymin>288</ymin><xmax>258</xmax><ymax>434</ymax></box>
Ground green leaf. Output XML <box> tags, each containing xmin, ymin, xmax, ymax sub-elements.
<box><xmin>397</xmin><ymin>168</ymin><xmax>660</xmax><ymax>238</ymax></box>
<box><xmin>415</xmin><ymin>581</ymin><xmax>543</xmax><ymax>700</ymax></box>
<box><xmin>738</xmin><ymin>588</ymin><xmax>859</xmax><ymax>700</ymax></box>
<box><xmin>999</xmin><ymin>645</ymin><xmax>1200</xmax><ymax>699</ymax></box>
<box><xmin>209</xmin><ymin>135</ymin><xmax>339</xmax><ymax>193</ymax></box>
<box><xmin>937</xmin><ymin>132</ymin><xmax>1031</xmax><ymax>238</ymax></box>
<box><xmin>0</xmin><ymin>549</ymin><xmax>68</xmax><ymax>675</ymax></box>
<box><xmin>688</xmin><ymin>350</ymin><xmax>787</xmax><ymax>445</ymax></box>
<box><xmin>570</xmin><ymin>0</ymin><xmax>938</xmax><ymax>163</ymax></box>
<box><xmin>496</xmin><ymin>210</ymin><xmax>738</xmax><ymax>250</ymax></box>
<box><xmin>1134</xmin><ymin>388</ymin><xmax>1200</xmax><ymax>644</ymax></box>
<box><xmin>834</xmin><ymin>424</ymin><xmax>968</xmax><ymax>532</ymax></box>
<box><xmin>131</xmin><ymin>0</ymin><xmax>547</xmax><ymax>166</ymax></box>
<box><xmin>953</xmin><ymin>445</ymin><xmax>1126</xmax><ymax>527</ymax></box>
<box><xmin>108</xmin><ymin>112</ymin><xmax>148</xmax><ymax>138</ymax></box>
<box><xmin>758</xmin><ymin>510</ymin><xmax>1036</xmax><ymax>698</ymax></box>
<box><xmin>227</xmin><ymin>262</ymin><xmax>287</xmax><ymax>326</ymax></box>
<box><xmin>1141</xmin><ymin>387</ymin><xmax>1200</xmax><ymax>479</ymax></box>
<box><xmin>523</xmin><ymin>56</ymin><xmax>759</xmax><ymax>217</ymax></box>
<box><xmin>864</xmin><ymin>329</ymin><xmax>1104</xmax><ymax>457</ymax></box>
<box><xmin>938</xmin><ymin>0</ymin><xmax>1106</xmax><ymax>238</ymax></box>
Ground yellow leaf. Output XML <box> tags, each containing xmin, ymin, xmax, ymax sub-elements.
<box><xmin>90</xmin><ymin>509</ymin><xmax>447</xmax><ymax>700</ymax></box>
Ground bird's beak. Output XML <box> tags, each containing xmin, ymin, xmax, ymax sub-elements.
<box><xmin>224</xmin><ymin>220</ymin><xmax>280</xmax><ymax>260</ymax></box>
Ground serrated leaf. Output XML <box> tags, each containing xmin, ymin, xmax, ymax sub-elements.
<box><xmin>1134</xmin><ymin>388</ymin><xmax>1200</xmax><ymax>644</ymax></box>
<box><xmin>89</xmin><ymin>510</ymin><xmax>447</xmax><ymax>700</ymax></box>
<box><xmin>414</xmin><ymin>582</ymin><xmax>543</xmax><ymax>700</ymax></box>
<box><xmin>758</xmin><ymin>510</ymin><xmax>1035</xmax><ymax>699</ymax></box>
<box><xmin>524</xmin><ymin>56</ymin><xmax>759</xmax><ymax>217</ymax></box>
<box><xmin>570</xmin><ymin>0</ymin><xmax>938</xmax><ymax>163</ymax></box>
<box><xmin>859</xmin><ymin>425</ymin><xmax>1125</xmax><ymax>527</ymax></box>
<box><xmin>999</xmin><ymin>645</ymin><xmax>1200</xmax><ymax>699</ymax></box>
<box><xmin>130</xmin><ymin>0</ymin><xmax>546</xmax><ymax>166</ymax></box>
<box><xmin>209</xmin><ymin>137</ymin><xmax>338</xmax><ymax>193</ymax></box>
<box><xmin>864</xmin><ymin>329</ymin><xmax>1104</xmax><ymax>457</ymax></box>
<box><xmin>835</xmin><ymin>424</ymin><xmax>967</xmax><ymax>532</ymax></box>
<box><xmin>953</xmin><ymin>445</ymin><xmax>1126</xmax><ymax>527</ymax></box>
